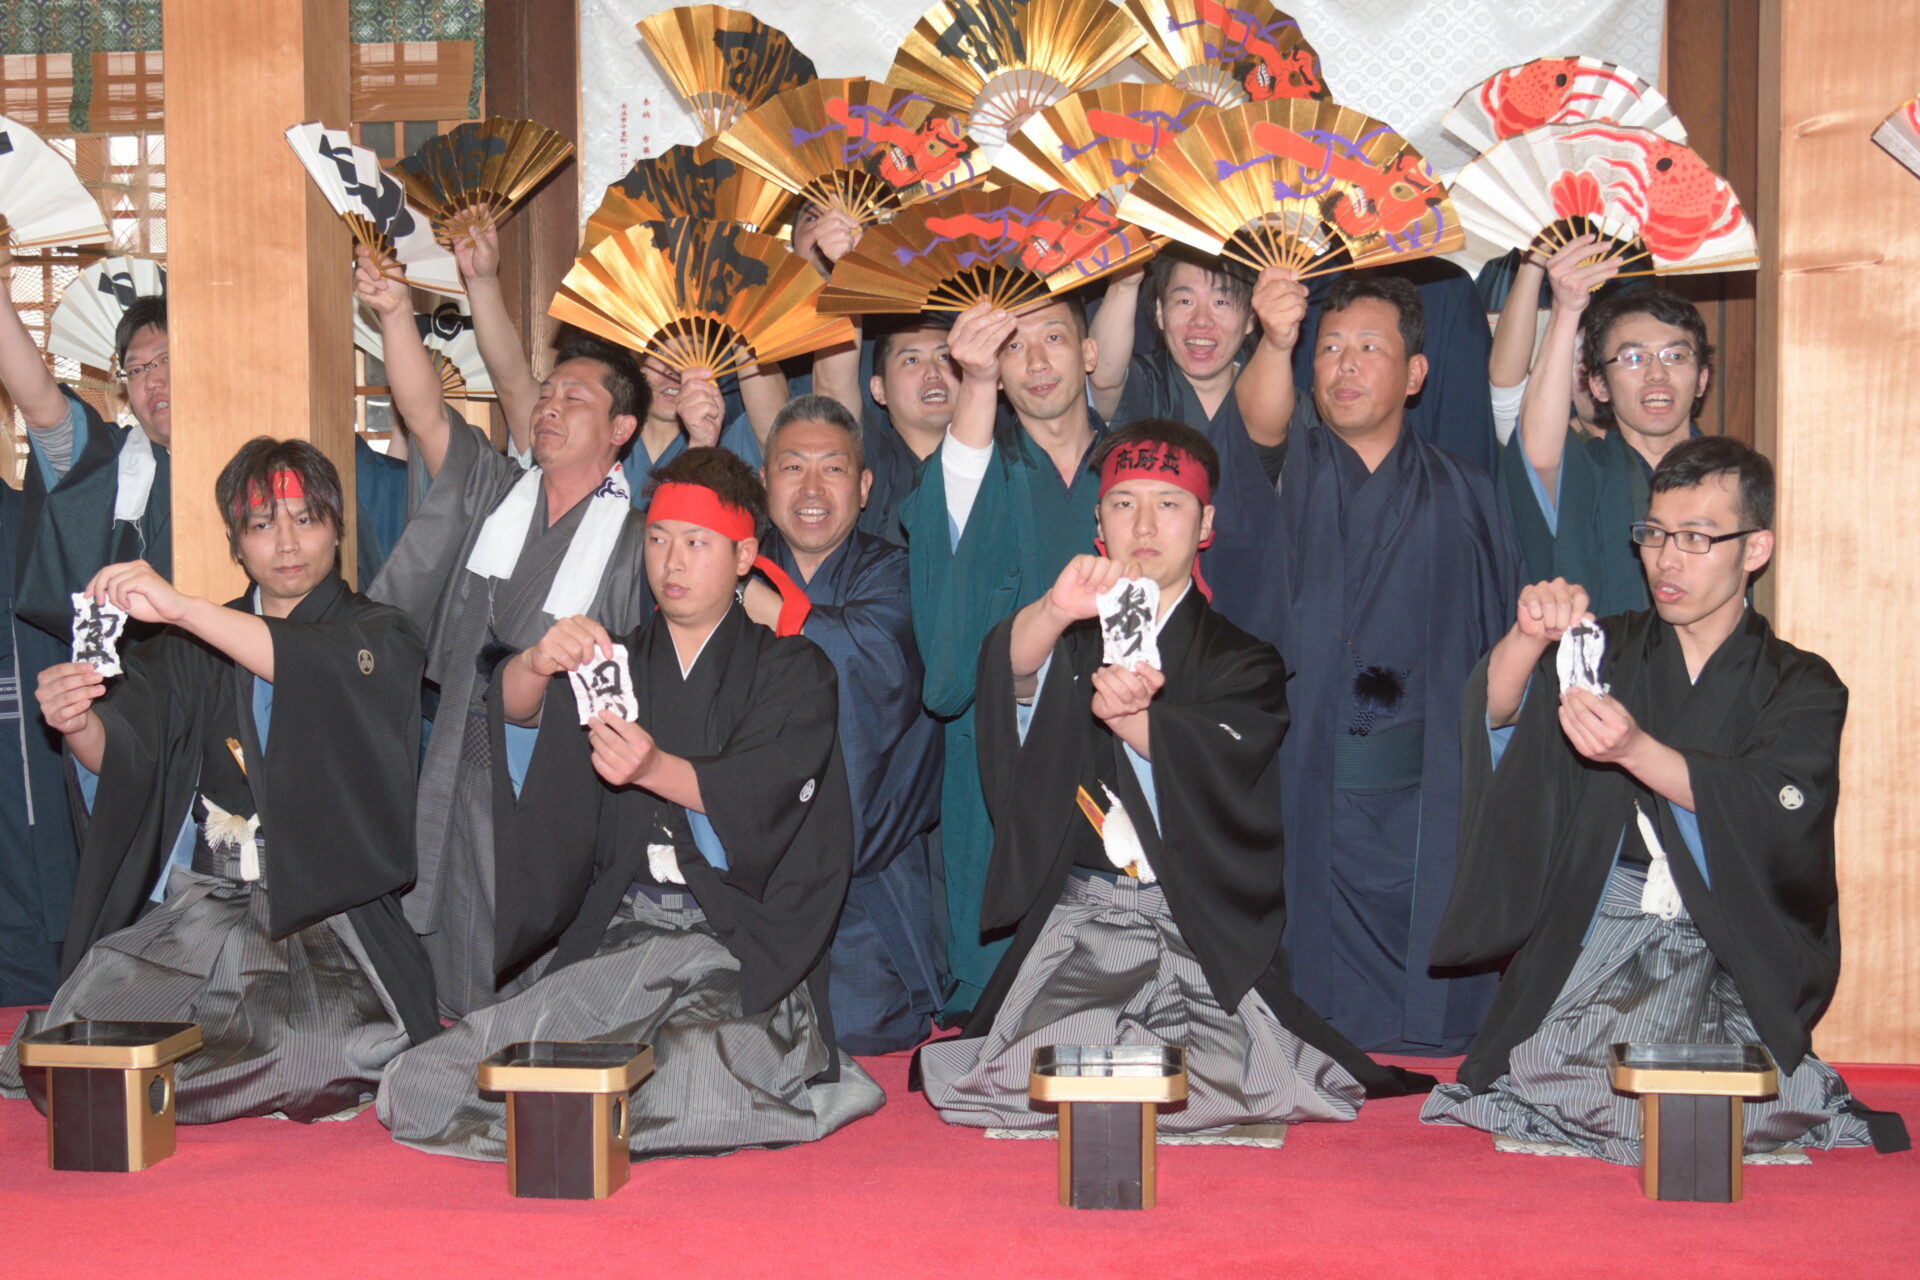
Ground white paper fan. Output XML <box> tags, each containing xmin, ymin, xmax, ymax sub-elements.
<box><xmin>0</xmin><ymin>113</ymin><xmax>110</xmax><ymax>249</ymax></box>
<box><xmin>352</xmin><ymin>294</ymin><xmax>494</xmax><ymax>399</ymax></box>
<box><xmin>1441</xmin><ymin>58</ymin><xmax>1686</xmax><ymax>157</ymax></box>
<box><xmin>285</xmin><ymin>123</ymin><xmax>464</xmax><ymax>297</ymax></box>
<box><xmin>1873</xmin><ymin>96</ymin><xmax>1920</xmax><ymax>180</ymax></box>
<box><xmin>1449</xmin><ymin>123</ymin><xmax>1756</xmax><ymax>276</ymax></box>
<box><xmin>47</xmin><ymin>256</ymin><xmax>167</xmax><ymax>370</ymax></box>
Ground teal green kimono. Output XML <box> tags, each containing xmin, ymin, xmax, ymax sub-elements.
<box><xmin>902</xmin><ymin>415</ymin><xmax>1104</xmax><ymax>1019</ymax></box>
<box><xmin>1497</xmin><ymin>428</ymin><xmax>1653</xmax><ymax>621</ymax></box>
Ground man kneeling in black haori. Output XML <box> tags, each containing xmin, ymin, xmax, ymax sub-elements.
<box><xmin>1424</xmin><ymin>435</ymin><xmax>1907</xmax><ymax>1161</ymax></box>
<box><xmin>1</xmin><ymin>438</ymin><xmax>436</xmax><ymax>1122</ymax></box>
<box><xmin>378</xmin><ymin>447</ymin><xmax>882</xmax><ymax>1161</ymax></box>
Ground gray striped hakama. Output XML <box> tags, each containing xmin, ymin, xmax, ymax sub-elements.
<box><xmin>377</xmin><ymin>889</ymin><xmax>885</xmax><ymax>1162</ymax></box>
<box><xmin>0</xmin><ymin>841</ymin><xmax>411</xmax><ymax>1123</ymax></box>
<box><xmin>920</xmin><ymin>873</ymin><xmax>1364</xmax><ymax>1132</ymax></box>
<box><xmin>1422</xmin><ymin>863</ymin><xmax>1876</xmax><ymax>1164</ymax></box>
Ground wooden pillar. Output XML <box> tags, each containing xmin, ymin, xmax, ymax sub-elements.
<box><xmin>162</xmin><ymin>0</ymin><xmax>353</xmax><ymax>596</ymax></box>
<box><xmin>1758</xmin><ymin>0</ymin><xmax>1920</xmax><ymax>1064</ymax></box>
<box><xmin>1663</xmin><ymin>2</ymin><xmax>1760</xmax><ymax>445</ymax></box>
<box><xmin>485</xmin><ymin>0</ymin><xmax>582</xmax><ymax>446</ymax></box>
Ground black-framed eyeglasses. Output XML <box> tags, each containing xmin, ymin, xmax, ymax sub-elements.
<box><xmin>1630</xmin><ymin>522</ymin><xmax>1756</xmax><ymax>554</ymax></box>
<box><xmin>1602</xmin><ymin>346</ymin><xmax>1696</xmax><ymax>371</ymax></box>
<box><xmin>121</xmin><ymin>352</ymin><xmax>169</xmax><ymax>382</ymax></box>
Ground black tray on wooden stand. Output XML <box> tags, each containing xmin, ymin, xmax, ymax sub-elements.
<box><xmin>477</xmin><ymin>1041</ymin><xmax>653</xmax><ymax>1200</ymax></box>
<box><xmin>1610</xmin><ymin>1042</ymin><xmax>1779</xmax><ymax>1202</ymax></box>
<box><xmin>1029</xmin><ymin>1045</ymin><xmax>1188</xmax><ymax>1210</ymax></box>
<box><xmin>17</xmin><ymin>1020</ymin><xmax>203</xmax><ymax>1172</ymax></box>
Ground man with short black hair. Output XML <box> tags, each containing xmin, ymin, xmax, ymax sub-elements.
<box><xmin>1425</xmin><ymin>435</ymin><xmax>1907</xmax><ymax>1162</ymax></box>
<box><xmin>379</xmin><ymin>445</ymin><xmax>884</xmax><ymax>1161</ymax></box>
<box><xmin>1208</xmin><ymin>268</ymin><xmax>1521</xmax><ymax>1055</ymax></box>
<box><xmin>1505</xmin><ymin>240</ymin><xmax>1716</xmax><ymax>616</ymax></box>
<box><xmin>749</xmin><ymin>395</ymin><xmax>943</xmax><ymax>1051</ymax></box>
<box><xmin>860</xmin><ymin>316</ymin><xmax>957</xmax><ymax>543</ymax></box>
<box><xmin>900</xmin><ymin>294</ymin><xmax>1108</xmax><ymax>1019</ymax></box>
<box><xmin>358</xmin><ymin>251</ymin><xmax>653</xmax><ymax>1015</ymax></box>
<box><xmin>1088</xmin><ymin>248</ymin><xmax>1256</xmax><ymax>433</ymax></box>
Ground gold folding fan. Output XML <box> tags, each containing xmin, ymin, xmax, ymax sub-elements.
<box><xmin>888</xmin><ymin>0</ymin><xmax>1148</xmax><ymax>148</ymax></box>
<box><xmin>1874</xmin><ymin>96</ymin><xmax>1920</xmax><ymax>181</ymax></box>
<box><xmin>994</xmin><ymin>84</ymin><xmax>1211</xmax><ymax>211</ymax></box>
<box><xmin>638</xmin><ymin>6</ymin><xmax>818</xmax><ymax>139</ymax></box>
<box><xmin>548</xmin><ymin>219</ymin><xmax>855</xmax><ymax>377</ymax></box>
<box><xmin>817</xmin><ymin>184</ymin><xmax>1155</xmax><ymax>316</ymax></box>
<box><xmin>390</xmin><ymin>116</ymin><xmax>576</xmax><ymax>244</ymax></box>
<box><xmin>711</xmin><ymin>78</ymin><xmax>986</xmax><ymax>223</ymax></box>
<box><xmin>1125</xmin><ymin>0</ymin><xmax>1329</xmax><ymax>109</ymax></box>
<box><xmin>1447</xmin><ymin>123</ymin><xmax>1757</xmax><ymax>278</ymax></box>
<box><xmin>1114</xmin><ymin>99</ymin><xmax>1462</xmax><ymax>278</ymax></box>
<box><xmin>584</xmin><ymin>144</ymin><xmax>793</xmax><ymax>250</ymax></box>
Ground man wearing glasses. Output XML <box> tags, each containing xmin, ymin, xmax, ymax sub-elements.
<box><xmin>0</xmin><ymin>262</ymin><xmax>171</xmax><ymax>1005</ymax></box>
<box><xmin>1501</xmin><ymin>234</ymin><xmax>1715</xmax><ymax>617</ymax></box>
<box><xmin>1422</xmin><ymin>435</ymin><xmax>1908</xmax><ymax>1163</ymax></box>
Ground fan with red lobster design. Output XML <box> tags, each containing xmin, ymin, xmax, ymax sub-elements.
<box><xmin>1448</xmin><ymin>122</ymin><xmax>1756</xmax><ymax>277</ymax></box>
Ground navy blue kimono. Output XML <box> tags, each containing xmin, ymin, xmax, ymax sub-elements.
<box><xmin>767</xmin><ymin>528</ymin><xmax>943</xmax><ymax>1053</ymax></box>
<box><xmin>1206</xmin><ymin>402</ymin><xmax>1521</xmax><ymax>1054</ymax></box>
<box><xmin>0</xmin><ymin>481</ymin><xmax>77</xmax><ymax>1003</ymax></box>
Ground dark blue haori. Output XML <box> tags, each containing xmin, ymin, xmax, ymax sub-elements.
<box><xmin>901</xmin><ymin>411</ymin><xmax>1105</xmax><ymax>1019</ymax></box>
<box><xmin>1292</xmin><ymin>260</ymin><xmax>1498</xmax><ymax>476</ymax></box>
<box><xmin>766</xmin><ymin>528</ymin><xmax>944</xmax><ymax>1053</ymax></box>
<box><xmin>0</xmin><ymin>481</ymin><xmax>78</xmax><ymax>1003</ymax></box>
<box><xmin>15</xmin><ymin>388</ymin><xmax>171</xmax><ymax>641</ymax></box>
<box><xmin>1206</xmin><ymin>403</ymin><xmax>1520</xmax><ymax>1054</ymax></box>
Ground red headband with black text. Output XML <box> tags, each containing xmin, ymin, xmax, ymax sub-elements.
<box><xmin>1094</xmin><ymin>441</ymin><xmax>1214</xmax><ymax>600</ymax></box>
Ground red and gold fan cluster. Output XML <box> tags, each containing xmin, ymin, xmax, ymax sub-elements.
<box><xmin>591</xmin><ymin>0</ymin><xmax>1474</xmax><ymax>333</ymax></box>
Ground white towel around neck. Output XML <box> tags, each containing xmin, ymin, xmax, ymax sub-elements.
<box><xmin>464</xmin><ymin>460</ymin><xmax>631</xmax><ymax>618</ymax></box>
<box><xmin>114</xmin><ymin>426</ymin><xmax>157</xmax><ymax>524</ymax></box>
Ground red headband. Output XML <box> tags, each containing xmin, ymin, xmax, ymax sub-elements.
<box><xmin>646</xmin><ymin>482</ymin><xmax>812</xmax><ymax>636</ymax></box>
<box><xmin>1094</xmin><ymin>442</ymin><xmax>1215</xmax><ymax>601</ymax></box>
<box><xmin>234</xmin><ymin>469</ymin><xmax>306</xmax><ymax>519</ymax></box>
<box><xmin>1098</xmin><ymin>442</ymin><xmax>1211</xmax><ymax>505</ymax></box>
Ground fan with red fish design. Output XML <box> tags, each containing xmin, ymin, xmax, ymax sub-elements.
<box><xmin>1873</xmin><ymin>96</ymin><xmax>1920</xmax><ymax>181</ymax></box>
<box><xmin>1442</xmin><ymin>57</ymin><xmax>1685</xmax><ymax>157</ymax></box>
<box><xmin>1448</xmin><ymin>123</ymin><xmax>1757</xmax><ymax>277</ymax></box>
<box><xmin>993</xmin><ymin>83</ymin><xmax>1212</xmax><ymax>211</ymax></box>
<box><xmin>1113</xmin><ymin>99</ymin><xmax>1461</xmax><ymax>278</ymax></box>
<box><xmin>816</xmin><ymin>184</ymin><xmax>1153</xmax><ymax>315</ymax></box>
<box><xmin>710</xmin><ymin>78</ymin><xmax>986</xmax><ymax>224</ymax></box>
<box><xmin>1124</xmin><ymin>0</ymin><xmax>1329</xmax><ymax>110</ymax></box>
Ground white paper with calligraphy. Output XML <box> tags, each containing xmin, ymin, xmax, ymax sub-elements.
<box><xmin>1557</xmin><ymin>621</ymin><xmax>1608</xmax><ymax>698</ymax></box>
<box><xmin>568</xmin><ymin>644</ymin><xmax>640</xmax><ymax>725</ymax></box>
<box><xmin>1097</xmin><ymin>576</ymin><xmax>1161</xmax><ymax>671</ymax></box>
<box><xmin>71</xmin><ymin>592</ymin><xmax>129</xmax><ymax>677</ymax></box>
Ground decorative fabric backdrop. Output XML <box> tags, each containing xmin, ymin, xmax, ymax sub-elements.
<box><xmin>0</xmin><ymin>0</ymin><xmax>484</xmax><ymax>131</ymax></box>
<box><xmin>581</xmin><ymin>0</ymin><xmax>1665</xmax><ymax>211</ymax></box>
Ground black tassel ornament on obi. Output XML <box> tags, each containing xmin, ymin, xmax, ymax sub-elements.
<box><xmin>1348</xmin><ymin>658</ymin><xmax>1407</xmax><ymax>738</ymax></box>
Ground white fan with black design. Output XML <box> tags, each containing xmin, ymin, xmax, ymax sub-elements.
<box><xmin>0</xmin><ymin>113</ymin><xmax>110</xmax><ymax>248</ymax></box>
<box><xmin>286</xmin><ymin>122</ymin><xmax>464</xmax><ymax>296</ymax></box>
<box><xmin>48</xmin><ymin>256</ymin><xmax>167</xmax><ymax>372</ymax></box>
<box><xmin>351</xmin><ymin>293</ymin><xmax>495</xmax><ymax>399</ymax></box>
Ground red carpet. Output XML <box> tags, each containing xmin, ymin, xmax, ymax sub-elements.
<box><xmin>4</xmin><ymin>1006</ymin><xmax>1914</xmax><ymax>1279</ymax></box>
